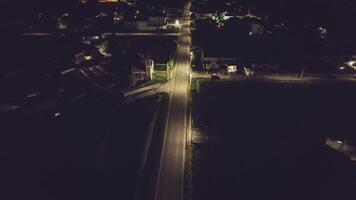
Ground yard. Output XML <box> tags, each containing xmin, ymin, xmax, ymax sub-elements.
<box><xmin>153</xmin><ymin>70</ymin><xmax>169</xmax><ymax>83</ymax></box>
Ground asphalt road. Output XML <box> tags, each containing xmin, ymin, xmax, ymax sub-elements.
<box><xmin>21</xmin><ymin>32</ymin><xmax>179</xmax><ymax>37</ymax></box>
<box><xmin>155</xmin><ymin>3</ymin><xmax>192</xmax><ymax>200</ymax></box>
<box><xmin>192</xmin><ymin>71</ymin><xmax>356</xmax><ymax>83</ymax></box>
<box><xmin>103</xmin><ymin>32</ymin><xmax>179</xmax><ymax>36</ymax></box>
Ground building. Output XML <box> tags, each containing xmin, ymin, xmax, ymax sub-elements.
<box><xmin>200</xmin><ymin>34</ymin><xmax>281</xmax><ymax>70</ymax></box>
<box><xmin>144</xmin><ymin>57</ymin><xmax>154</xmax><ymax>81</ymax></box>
<box><xmin>131</xmin><ymin>56</ymin><xmax>154</xmax><ymax>85</ymax></box>
<box><xmin>124</xmin><ymin>19</ymin><xmax>166</xmax><ymax>31</ymax></box>
<box><xmin>116</xmin><ymin>37</ymin><xmax>176</xmax><ymax>69</ymax></box>
<box><xmin>131</xmin><ymin>66</ymin><xmax>146</xmax><ymax>84</ymax></box>
<box><xmin>102</xmin><ymin>37</ymin><xmax>175</xmax><ymax>85</ymax></box>
<box><xmin>124</xmin><ymin>11</ymin><xmax>167</xmax><ymax>31</ymax></box>
<box><xmin>148</xmin><ymin>12</ymin><xmax>167</xmax><ymax>27</ymax></box>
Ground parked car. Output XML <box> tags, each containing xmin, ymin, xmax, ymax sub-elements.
<box><xmin>211</xmin><ymin>73</ymin><xmax>221</xmax><ymax>80</ymax></box>
<box><xmin>244</xmin><ymin>67</ymin><xmax>255</xmax><ymax>76</ymax></box>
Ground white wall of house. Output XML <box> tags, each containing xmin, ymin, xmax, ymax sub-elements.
<box><xmin>145</xmin><ymin>58</ymin><xmax>154</xmax><ymax>81</ymax></box>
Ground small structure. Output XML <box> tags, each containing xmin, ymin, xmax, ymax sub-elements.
<box><xmin>227</xmin><ymin>65</ymin><xmax>237</xmax><ymax>73</ymax></box>
<box><xmin>144</xmin><ymin>57</ymin><xmax>154</xmax><ymax>81</ymax></box>
<box><xmin>131</xmin><ymin>66</ymin><xmax>146</xmax><ymax>85</ymax></box>
<box><xmin>244</xmin><ymin>67</ymin><xmax>255</xmax><ymax>76</ymax></box>
<box><xmin>131</xmin><ymin>57</ymin><xmax>154</xmax><ymax>85</ymax></box>
<box><xmin>116</xmin><ymin>37</ymin><xmax>175</xmax><ymax>70</ymax></box>
<box><xmin>148</xmin><ymin>15</ymin><xmax>167</xmax><ymax>27</ymax></box>
<box><xmin>200</xmin><ymin>33</ymin><xmax>280</xmax><ymax>70</ymax></box>
<box><xmin>124</xmin><ymin>12</ymin><xmax>167</xmax><ymax>31</ymax></box>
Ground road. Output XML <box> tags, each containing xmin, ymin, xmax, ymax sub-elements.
<box><xmin>192</xmin><ymin>71</ymin><xmax>356</xmax><ymax>84</ymax></box>
<box><xmin>21</xmin><ymin>32</ymin><xmax>179</xmax><ymax>37</ymax></box>
<box><xmin>155</xmin><ymin>2</ymin><xmax>192</xmax><ymax>200</ymax></box>
<box><xmin>102</xmin><ymin>32</ymin><xmax>179</xmax><ymax>36</ymax></box>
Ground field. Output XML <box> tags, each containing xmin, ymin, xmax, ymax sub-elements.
<box><xmin>191</xmin><ymin>80</ymin><xmax>356</xmax><ymax>200</ymax></box>
<box><xmin>0</xmin><ymin>93</ymin><xmax>167</xmax><ymax>200</ymax></box>
<box><xmin>153</xmin><ymin>70</ymin><xmax>169</xmax><ymax>83</ymax></box>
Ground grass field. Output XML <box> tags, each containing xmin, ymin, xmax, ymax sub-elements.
<box><xmin>153</xmin><ymin>70</ymin><xmax>169</xmax><ymax>83</ymax></box>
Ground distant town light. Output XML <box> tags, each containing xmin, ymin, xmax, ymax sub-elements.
<box><xmin>98</xmin><ymin>0</ymin><xmax>118</xmax><ymax>2</ymax></box>
<box><xmin>347</xmin><ymin>60</ymin><xmax>356</xmax><ymax>66</ymax></box>
<box><xmin>85</xmin><ymin>55</ymin><xmax>92</xmax><ymax>61</ymax></box>
<box><xmin>318</xmin><ymin>27</ymin><xmax>328</xmax><ymax>39</ymax></box>
<box><xmin>227</xmin><ymin>65</ymin><xmax>237</xmax><ymax>73</ymax></box>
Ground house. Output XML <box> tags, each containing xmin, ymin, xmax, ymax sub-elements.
<box><xmin>201</xmin><ymin>44</ymin><xmax>238</xmax><ymax>70</ymax></box>
<box><xmin>143</xmin><ymin>56</ymin><xmax>154</xmax><ymax>81</ymax></box>
<box><xmin>148</xmin><ymin>11</ymin><xmax>167</xmax><ymax>27</ymax></box>
<box><xmin>11</xmin><ymin>37</ymin><xmax>102</xmax><ymax>73</ymax></box>
<box><xmin>148</xmin><ymin>16</ymin><xmax>167</xmax><ymax>27</ymax></box>
<box><xmin>124</xmin><ymin>19</ymin><xmax>165</xmax><ymax>31</ymax></box>
<box><xmin>124</xmin><ymin>11</ymin><xmax>167</xmax><ymax>31</ymax></box>
<box><xmin>131</xmin><ymin>57</ymin><xmax>154</xmax><ymax>85</ymax></box>
<box><xmin>131</xmin><ymin>66</ymin><xmax>146</xmax><ymax>84</ymax></box>
<box><xmin>74</xmin><ymin>45</ymin><xmax>101</xmax><ymax>66</ymax></box>
<box><xmin>200</xmin><ymin>34</ymin><xmax>281</xmax><ymax>70</ymax></box>
<box><xmin>116</xmin><ymin>37</ymin><xmax>175</xmax><ymax>70</ymax></box>
<box><xmin>243</xmin><ymin>14</ymin><xmax>264</xmax><ymax>36</ymax></box>
<box><xmin>101</xmin><ymin>37</ymin><xmax>174</xmax><ymax>85</ymax></box>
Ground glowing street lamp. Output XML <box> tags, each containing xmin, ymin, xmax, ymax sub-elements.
<box><xmin>347</xmin><ymin>60</ymin><xmax>355</xmax><ymax>66</ymax></box>
<box><xmin>175</xmin><ymin>19</ymin><xmax>180</xmax><ymax>26</ymax></box>
<box><xmin>346</xmin><ymin>60</ymin><xmax>356</xmax><ymax>70</ymax></box>
<box><xmin>84</xmin><ymin>55</ymin><xmax>92</xmax><ymax>61</ymax></box>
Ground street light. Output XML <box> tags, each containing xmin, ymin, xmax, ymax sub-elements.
<box><xmin>347</xmin><ymin>60</ymin><xmax>355</xmax><ymax>66</ymax></box>
<box><xmin>175</xmin><ymin>19</ymin><xmax>180</xmax><ymax>26</ymax></box>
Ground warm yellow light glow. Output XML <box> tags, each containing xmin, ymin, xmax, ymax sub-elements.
<box><xmin>347</xmin><ymin>60</ymin><xmax>355</xmax><ymax>66</ymax></box>
<box><xmin>84</xmin><ymin>56</ymin><xmax>92</xmax><ymax>61</ymax></box>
